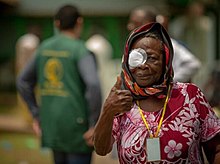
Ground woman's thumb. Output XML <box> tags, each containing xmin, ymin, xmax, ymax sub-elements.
<box><xmin>114</xmin><ymin>76</ymin><xmax>122</xmax><ymax>90</ymax></box>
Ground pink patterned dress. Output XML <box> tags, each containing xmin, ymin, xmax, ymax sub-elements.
<box><xmin>112</xmin><ymin>82</ymin><xmax>220</xmax><ymax>163</ymax></box>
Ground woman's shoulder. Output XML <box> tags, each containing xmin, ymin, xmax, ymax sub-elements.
<box><xmin>172</xmin><ymin>82</ymin><xmax>202</xmax><ymax>98</ymax></box>
<box><xmin>173</xmin><ymin>82</ymin><xmax>200</xmax><ymax>90</ymax></box>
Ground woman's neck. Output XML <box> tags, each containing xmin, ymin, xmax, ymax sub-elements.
<box><xmin>137</xmin><ymin>97</ymin><xmax>165</xmax><ymax>112</ymax></box>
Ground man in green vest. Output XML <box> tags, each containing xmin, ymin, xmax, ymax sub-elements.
<box><xmin>16</xmin><ymin>4</ymin><xmax>102</xmax><ymax>164</ymax></box>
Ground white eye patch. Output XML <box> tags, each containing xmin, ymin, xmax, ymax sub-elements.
<box><xmin>128</xmin><ymin>48</ymin><xmax>148</xmax><ymax>69</ymax></box>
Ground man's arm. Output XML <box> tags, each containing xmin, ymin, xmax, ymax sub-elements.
<box><xmin>202</xmin><ymin>133</ymin><xmax>220</xmax><ymax>163</ymax></box>
<box><xmin>77</xmin><ymin>53</ymin><xmax>102</xmax><ymax>127</ymax></box>
<box><xmin>16</xmin><ymin>55</ymin><xmax>39</xmax><ymax>120</ymax></box>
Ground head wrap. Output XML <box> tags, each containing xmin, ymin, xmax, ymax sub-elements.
<box><xmin>121</xmin><ymin>22</ymin><xmax>174</xmax><ymax>99</ymax></box>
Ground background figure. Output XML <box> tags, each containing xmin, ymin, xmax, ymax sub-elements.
<box><xmin>169</xmin><ymin>1</ymin><xmax>214</xmax><ymax>89</ymax></box>
<box><xmin>15</xmin><ymin>24</ymin><xmax>42</xmax><ymax>74</ymax></box>
<box><xmin>15</xmin><ymin>24</ymin><xmax>42</xmax><ymax>126</ymax></box>
<box><xmin>86</xmin><ymin>34</ymin><xmax>121</xmax><ymax>100</ymax></box>
<box><xmin>16</xmin><ymin>4</ymin><xmax>102</xmax><ymax>164</ymax></box>
<box><xmin>203</xmin><ymin>61</ymin><xmax>220</xmax><ymax>117</ymax></box>
<box><xmin>127</xmin><ymin>5</ymin><xmax>201</xmax><ymax>83</ymax></box>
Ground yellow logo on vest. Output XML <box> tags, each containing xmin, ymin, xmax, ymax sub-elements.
<box><xmin>42</xmin><ymin>58</ymin><xmax>68</xmax><ymax>96</ymax></box>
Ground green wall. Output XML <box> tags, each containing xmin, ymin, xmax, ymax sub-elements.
<box><xmin>0</xmin><ymin>15</ymin><xmax>128</xmax><ymax>63</ymax></box>
<box><xmin>0</xmin><ymin>16</ymin><xmax>53</xmax><ymax>63</ymax></box>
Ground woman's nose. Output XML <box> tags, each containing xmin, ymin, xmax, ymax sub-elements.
<box><xmin>138</xmin><ymin>62</ymin><xmax>149</xmax><ymax>70</ymax></box>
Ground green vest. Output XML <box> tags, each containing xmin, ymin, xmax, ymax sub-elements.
<box><xmin>36</xmin><ymin>34</ymin><xmax>93</xmax><ymax>153</ymax></box>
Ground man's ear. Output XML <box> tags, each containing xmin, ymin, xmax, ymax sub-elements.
<box><xmin>77</xmin><ymin>17</ymin><xmax>84</xmax><ymax>26</ymax></box>
<box><xmin>54</xmin><ymin>20</ymin><xmax>61</xmax><ymax>29</ymax></box>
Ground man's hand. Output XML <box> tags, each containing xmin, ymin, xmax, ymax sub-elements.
<box><xmin>83</xmin><ymin>127</ymin><xmax>95</xmax><ymax>147</ymax></box>
<box><xmin>32</xmin><ymin>119</ymin><xmax>41</xmax><ymax>137</ymax></box>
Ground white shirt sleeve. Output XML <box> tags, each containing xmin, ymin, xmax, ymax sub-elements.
<box><xmin>171</xmin><ymin>38</ymin><xmax>201</xmax><ymax>82</ymax></box>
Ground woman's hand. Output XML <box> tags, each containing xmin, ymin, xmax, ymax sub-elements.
<box><xmin>104</xmin><ymin>76</ymin><xmax>133</xmax><ymax>116</ymax></box>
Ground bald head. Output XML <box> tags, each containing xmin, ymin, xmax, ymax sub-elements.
<box><xmin>127</xmin><ymin>6</ymin><xmax>158</xmax><ymax>31</ymax></box>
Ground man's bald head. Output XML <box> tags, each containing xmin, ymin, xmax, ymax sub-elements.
<box><xmin>127</xmin><ymin>6</ymin><xmax>158</xmax><ymax>31</ymax></box>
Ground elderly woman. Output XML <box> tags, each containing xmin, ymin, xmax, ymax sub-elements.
<box><xmin>93</xmin><ymin>23</ymin><xmax>220</xmax><ymax>163</ymax></box>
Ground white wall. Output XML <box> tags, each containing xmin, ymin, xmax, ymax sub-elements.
<box><xmin>15</xmin><ymin>0</ymin><xmax>165</xmax><ymax>16</ymax></box>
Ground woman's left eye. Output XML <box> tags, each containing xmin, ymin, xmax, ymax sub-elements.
<box><xmin>147</xmin><ymin>56</ymin><xmax>157</xmax><ymax>62</ymax></box>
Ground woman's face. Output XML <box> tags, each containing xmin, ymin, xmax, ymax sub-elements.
<box><xmin>130</xmin><ymin>37</ymin><xmax>163</xmax><ymax>87</ymax></box>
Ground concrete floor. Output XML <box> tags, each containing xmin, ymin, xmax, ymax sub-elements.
<box><xmin>0</xmin><ymin>130</ymin><xmax>119</xmax><ymax>164</ymax></box>
<box><xmin>0</xmin><ymin>94</ymin><xmax>119</xmax><ymax>164</ymax></box>
<box><xmin>92</xmin><ymin>153</ymin><xmax>119</xmax><ymax>164</ymax></box>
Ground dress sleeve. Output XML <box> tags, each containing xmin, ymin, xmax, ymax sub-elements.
<box><xmin>192</xmin><ymin>85</ymin><xmax>220</xmax><ymax>142</ymax></box>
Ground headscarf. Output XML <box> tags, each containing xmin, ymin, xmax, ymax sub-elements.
<box><xmin>121</xmin><ymin>22</ymin><xmax>174</xmax><ymax>99</ymax></box>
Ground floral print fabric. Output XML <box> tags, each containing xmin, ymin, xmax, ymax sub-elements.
<box><xmin>112</xmin><ymin>82</ymin><xmax>220</xmax><ymax>164</ymax></box>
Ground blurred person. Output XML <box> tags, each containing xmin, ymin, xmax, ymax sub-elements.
<box><xmin>127</xmin><ymin>5</ymin><xmax>201</xmax><ymax>83</ymax></box>
<box><xmin>93</xmin><ymin>22</ymin><xmax>220</xmax><ymax>163</ymax></box>
<box><xmin>86</xmin><ymin>34</ymin><xmax>121</xmax><ymax>100</ymax></box>
<box><xmin>169</xmin><ymin>1</ymin><xmax>214</xmax><ymax>89</ymax></box>
<box><xmin>16</xmin><ymin>4</ymin><xmax>102</xmax><ymax>164</ymax></box>
<box><xmin>203</xmin><ymin>61</ymin><xmax>220</xmax><ymax>117</ymax></box>
<box><xmin>15</xmin><ymin>24</ymin><xmax>42</xmax><ymax>126</ymax></box>
<box><xmin>15</xmin><ymin>24</ymin><xmax>42</xmax><ymax>74</ymax></box>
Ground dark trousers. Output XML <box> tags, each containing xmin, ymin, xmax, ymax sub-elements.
<box><xmin>52</xmin><ymin>150</ymin><xmax>92</xmax><ymax>164</ymax></box>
